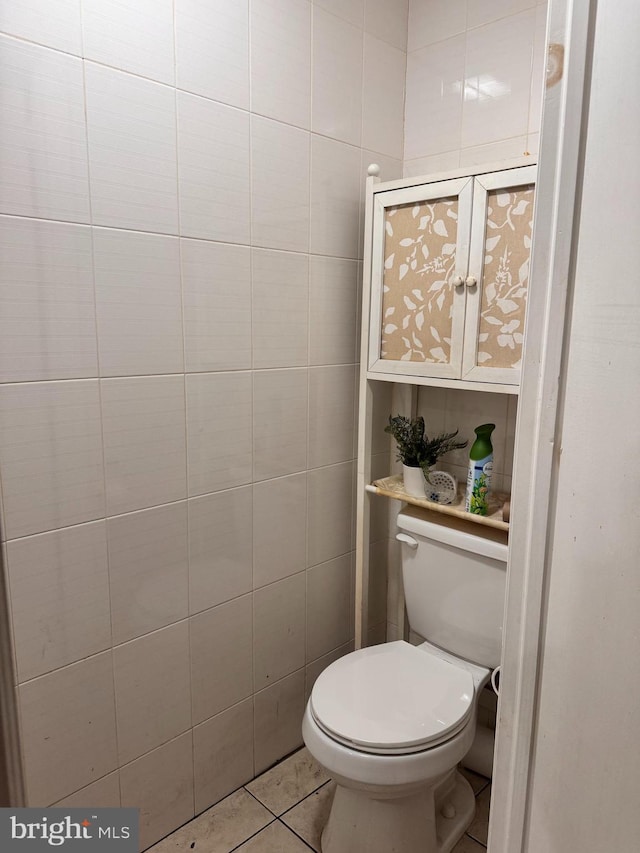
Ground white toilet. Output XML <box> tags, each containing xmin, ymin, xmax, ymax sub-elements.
<box><xmin>302</xmin><ymin>506</ymin><xmax>508</xmax><ymax>853</ymax></box>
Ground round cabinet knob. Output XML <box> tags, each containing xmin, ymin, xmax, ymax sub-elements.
<box><xmin>465</xmin><ymin>275</ymin><xmax>477</xmax><ymax>288</ymax></box>
<box><xmin>452</xmin><ymin>275</ymin><xmax>464</xmax><ymax>287</ymax></box>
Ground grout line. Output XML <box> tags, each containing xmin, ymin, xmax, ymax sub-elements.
<box><xmin>279</xmin><ymin>778</ymin><xmax>332</xmax><ymax>820</ymax></box>
<box><xmin>275</xmin><ymin>818</ymin><xmax>317</xmax><ymax>852</ymax></box>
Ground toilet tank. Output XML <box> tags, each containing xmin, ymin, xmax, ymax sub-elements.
<box><xmin>396</xmin><ymin>507</ymin><xmax>508</xmax><ymax>668</ymax></box>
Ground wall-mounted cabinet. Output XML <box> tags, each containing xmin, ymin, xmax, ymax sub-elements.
<box><xmin>367</xmin><ymin>165</ymin><xmax>536</xmax><ymax>390</ymax></box>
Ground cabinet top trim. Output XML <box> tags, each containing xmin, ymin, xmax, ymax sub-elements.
<box><xmin>371</xmin><ymin>155</ymin><xmax>538</xmax><ymax>196</ymax></box>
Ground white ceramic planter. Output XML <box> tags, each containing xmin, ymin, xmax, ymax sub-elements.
<box><xmin>402</xmin><ymin>464</ymin><xmax>426</xmax><ymax>499</ymax></box>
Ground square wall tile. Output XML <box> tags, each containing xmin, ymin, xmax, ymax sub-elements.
<box><xmin>309</xmin><ymin>256</ymin><xmax>358</xmax><ymax>366</ymax></box>
<box><xmin>190</xmin><ymin>594</ymin><xmax>253</xmax><ymax>725</ymax></box>
<box><xmin>175</xmin><ymin>0</ymin><xmax>249</xmax><ymax>109</ymax></box>
<box><xmin>310</xmin><ymin>135</ymin><xmax>361</xmax><ymax>259</ymax></box>
<box><xmin>362</xmin><ymin>35</ymin><xmax>406</xmax><ymax>160</ymax></box>
<box><xmin>82</xmin><ymin>0</ymin><xmax>175</xmax><ymax>85</ymax></box>
<box><xmin>0</xmin><ymin>0</ymin><xmax>82</xmax><ymax>54</ymax></box>
<box><xmin>403</xmin><ymin>150</ymin><xmax>460</xmax><ymax>178</ymax></box>
<box><xmin>407</xmin><ymin>0</ymin><xmax>466</xmax><ymax>51</ymax></box>
<box><xmin>307</xmin><ymin>462</ymin><xmax>353</xmax><ymax>567</ymax></box>
<box><xmin>107</xmin><ymin>502</ymin><xmax>189</xmax><ymax>645</ymax></box>
<box><xmin>186</xmin><ymin>372</ymin><xmax>252</xmax><ymax>496</ymax></box>
<box><xmin>308</xmin><ymin>365</ymin><xmax>356</xmax><ymax>468</ymax></box>
<box><xmin>253</xmin><ymin>474</ymin><xmax>306</xmax><ymax>588</ymax></box>
<box><xmin>252</xmin><ymin>249</ymin><xmax>308</xmax><ymax>369</ymax></box>
<box><xmin>364</xmin><ymin>0</ymin><xmax>408</xmax><ymax>51</ymax></box>
<box><xmin>101</xmin><ymin>375</ymin><xmax>187</xmax><ymax>516</ymax></box>
<box><xmin>0</xmin><ymin>216</ymin><xmax>97</xmax><ymax>383</ymax></box>
<box><xmin>253</xmin><ymin>369</ymin><xmax>308</xmax><ymax>481</ymax></box>
<box><xmin>8</xmin><ymin>521</ymin><xmax>111</xmax><ymax>682</ymax></box>
<box><xmin>53</xmin><ymin>772</ymin><xmax>121</xmax><ymax>808</ymax></box>
<box><xmin>314</xmin><ymin>0</ymin><xmax>363</xmax><ymax>27</ymax></box>
<box><xmin>114</xmin><ymin>621</ymin><xmax>191</xmax><ymax>764</ymax></box>
<box><xmin>312</xmin><ymin>8</ymin><xmax>363</xmax><ymax>146</ymax></box>
<box><xmin>120</xmin><ymin>732</ymin><xmax>194</xmax><ymax>851</ymax></box>
<box><xmin>251</xmin><ymin>117</ymin><xmax>310</xmax><ymax>252</ymax></box>
<box><xmin>459</xmin><ymin>136</ymin><xmax>530</xmax><ymax>168</ymax></box>
<box><xmin>93</xmin><ymin>228</ymin><xmax>184</xmax><ymax>377</ymax></box>
<box><xmin>182</xmin><ymin>239</ymin><xmax>251</xmax><ymax>373</ymax></box>
<box><xmin>251</xmin><ymin>0</ymin><xmax>311</xmax><ymax>129</ymax></box>
<box><xmin>0</xmin><ymin>380</ymin><xmax>105</xmax><ymax>539</ymax></box>
<box><xmin>467</xmin><ymin>0</ymin><xmax>535</xmax><ymax>30</ymax></box>
<box><xmin>188</xmin><ymin>487</ymin><xmax>252</xmax><ymax>614</ymax></box>
<box><xmin>177</xmin><ymin>92</ymin><xmax>251</xmax><ymax>243</ymax></box>
<box><xmin>253</xmin><ymin>669</ymin><xmax>305</xmax><ymax>774</ymax></box>
<box><xmin>461</xmin><ymin>10</ymin><xmax>536</xmax><ymax>149</ymax></box>
<box><xmin>85</xmin><ymin>63</ymin><xmax>178</xmax><ymax>234</ymax></box>
<box><xmin>404</xmin><ymin>36</ymin><xmax>465</xmax><ymax>160</ymax></box>
<box><xmin>20</xmin><ymin>652</ymin><xmax>117</xmax><ymax>805</ymax></box>
<box><xmin>0</xmin><ymin>37</ymin><xmax>89</xmax><ymax>222</ymax></box>
<box><xmin>253</xmin><ymin>573</ymin><xmax>305</xmax><ymax>690</ymax></box>
<box><xmin>306</xmin><ymin>554</ymin><xmax>352</xmax><ymax>661</ymax></box>
<box><xmin>193</xmin><ymin>698</ymin><xmax>254</xmax><ymax>813</ymax></box>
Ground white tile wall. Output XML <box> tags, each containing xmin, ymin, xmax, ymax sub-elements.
<box><xmin>190</xmin><ymin>594</ymin><xmax>253</xmax><ymax>724</ymax></box>
<box><xmin>7</xmin><ymin>522</ymin><xmax>111</xmax><ymax>681</ymax></box>
<box><xmin>312</xmin><ymin>7</ymin><xmax>363</xmax><ymax>146</ymax></box>
<box><xmin>188</xmin><ymin>487</ymin><xmax>253</xmax><ymax>613</ymax></box>
<box><xmin>250</xmin><ymin>0</ymin><xmax>312</xmax><ymax>129</ymax></box>
<box><xmin>85</xmin><ymin>63</ymin><xmax>178</xmax><ymax>234</ymax></box>
<box><xmin>175</xmin><ymin>0</ymin><xmax>249</xmax><ymax>109</ymax></box>
<box><xmin>0</xmin><ymin>217</ymin><xmax>97</xmax><ymax>383</ymax></box>
<box><xmin>107</xmin><ymin>502</ymin><xmax>189</xmax><ymax>644</ymax></box>
<box><xmin>19</xmin><ymin>652</ymin><xmax>118</xmax><ymax>805</ymax></box>
<box><xmin>82</xmin><ymin>0</ymin><xmax>175</xmax><ymax>85</ymax></box>
<box><xmin>113</xmin><ymin>621</ymin><xmax>191</xmax><ymax>764</ymax></box>
<box><xmin>0</xmin><ymin>0</ymin><xmax>409</xmax><ymax>833</ymax></box>
<box><xmin>177</xmin><ymin>92</ymin><xmax>251</xmax><ymax>244</ymax></box>
<box><xmin>0</xmin><ymin>36</ymin><xmax>89</xmax><ymax>222</ymax></box>
<box><xmin>181</xmin><ymin>240</ymin><xmax>252</xmax><ymax>373</ymax></box>
<box><xmin>101</xmin><ymin>375</ymin><xmax>187</xmax><ymax>515</ymax></box>
<box><xmin>404</xmin><ymin>0</ymin><xmax>547</xmax><ymax>169</ymax></box>
<box><xmin>93</xmin><ymin>229</ymin><xmax>183</xmax><ymax>377</ymax></box>
<box><xmin>251</xmin><ymin>116</ymin><xmax>311</xmax><ymax>252</ymax></box>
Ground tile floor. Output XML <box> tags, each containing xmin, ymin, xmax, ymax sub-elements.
<box><xmin>150</xmin><ymin>747</ymin><xmax>491</xmax><ymax>853</ymax></box>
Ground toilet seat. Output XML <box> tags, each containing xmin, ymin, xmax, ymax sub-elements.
<box><xmin>310</xmin><ymin>641</ymin><xmax>475</xmax><ymax>755</ymax></box>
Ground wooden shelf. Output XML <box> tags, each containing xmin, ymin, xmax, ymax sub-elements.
<box><xmin>368</xmin><ymin>474</ymin><xmax>509</xmax><ymax>532</ymax></box>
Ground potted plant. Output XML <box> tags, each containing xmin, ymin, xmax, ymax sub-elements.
<box><xmin>385</xmin><ymin>415</ymin><xmax>468</xmax><ymax>498</ymax></box>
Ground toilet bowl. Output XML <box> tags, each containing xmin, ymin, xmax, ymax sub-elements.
<box><xmin>303</xmin><ymin>640</ymin><xmax>489</xmax><ymax>853</ymax></box>
<box><xmin>303</xmin><ymin>508</ymin><xmax>508</xmax><ymax>853</ymax></box>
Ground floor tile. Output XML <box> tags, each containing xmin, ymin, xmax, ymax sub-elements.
<box><xmin>452</xmin><ymin>833</ymin><xmax>487</xmax><ymax>852</ymax></box>
<box><xmin>246</xmin><ymin>748</ymin><xmax>330</xmax><ymax>816</ymax></box>
<box><xmin>460</xmin><ymin>766</ymin><xmax>490</xmax><ymax>796</ymax></box>
<box><xmin>235</xmin><ymin>821</ymin><xmax>311</xmax><ymax>852</ymax></box>
<box><xmin>149</xmin><ymin>789</ymin><xmax>273</xmax><ymax>853</ymax></box>
<box><xmin>467</xmin><ymin>784</ymin><xmax>491</xmax><ymax>846</ymax></box>
<box><xmin>281</xmin><ymin>781</ymin><xmax>336</xmax><ymax>851</ymax></box>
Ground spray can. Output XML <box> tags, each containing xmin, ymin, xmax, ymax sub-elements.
<box><xmin>465</xmin><ymin>424</ymin><xmax>495</xmax><ymax>515</ymax></box>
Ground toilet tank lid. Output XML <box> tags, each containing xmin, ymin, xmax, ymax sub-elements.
<box><xmin>397</xmin><ymin>508</ymin><xmax>508</xmax><ymax>563</ymax></box>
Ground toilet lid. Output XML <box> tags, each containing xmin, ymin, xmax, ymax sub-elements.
<box><xmin>310</xmin><ymin>641</ymin><xmax>474</xmax><ymax>754</ymax></box>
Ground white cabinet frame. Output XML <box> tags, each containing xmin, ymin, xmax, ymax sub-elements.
<box><xmin>462</xmin><ymin>165</ymin><xmax>538</xmax><ymax>386</ymax></box>
<box><xmin>368</xmin><ymin>177</ymin><xmax>474</xmax><ymax>380</ymax></box>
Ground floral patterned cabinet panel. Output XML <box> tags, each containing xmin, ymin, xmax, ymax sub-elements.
<box><xmin>462</xmin><ymin>166</ymin><xmax>537</xmax><ymax>385</ymax></box>
<box><xmin>368</xmin><ymin>177</ymin><xmax>474</xmax><ymax>379</ymax></box>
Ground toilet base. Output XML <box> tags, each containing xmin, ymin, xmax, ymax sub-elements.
<box><xmin>320</xmin><ymin>769</ymin><xmax>475</xmax><ymax>853</ymax></box>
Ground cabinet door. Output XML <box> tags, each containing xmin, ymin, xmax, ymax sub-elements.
<box><xmin>462</xmin><ymin>166</ymin><xmax>537</xmax><ymax>385</ymax></box>
<box><xmin>368</xmin><ymin>177</ymin><xmax>473</xmax><ymax>379</ymax></box>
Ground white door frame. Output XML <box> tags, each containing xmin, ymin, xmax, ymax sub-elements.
<box><xmin>489</xmin><ymin>0</ymin><xmax>593</xmax><ymax>850</ymax></box>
